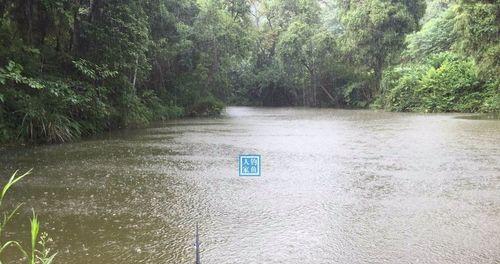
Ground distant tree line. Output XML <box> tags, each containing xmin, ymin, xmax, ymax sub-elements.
<box><xmin>0</xmin><ymin>0</ymin><xmax>498</xmax><ymax>143</ymax></box>
<box><xmin>230</xmin><ymin>0</ymin><xmax>498</xmax><ymax>111</ymax></box>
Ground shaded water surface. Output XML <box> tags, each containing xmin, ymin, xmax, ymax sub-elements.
<box><xmin>1</xmin><ymin>107</ymin><xmax>499</xmax><ymax>263</ymax></box>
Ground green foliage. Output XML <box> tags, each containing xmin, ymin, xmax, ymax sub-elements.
<box><xmin>72</xmin><ymin>59</ymin><xmax>118</xmax><ymax>81</ymax></box>
<box><xmin>339</xmin><ymin>0</ymin><xmax>427</xmax><ymax>99</ymax></box>
<box><xmin>0</xmin><ymin>76</ymin><xmax>109</xmax><ymax>143</ymax></box>
<box><xmin>0</xmin><ymin>61</ymin><xmax>44</xmax><ymax>90</ymax></box>
<box><xmin>18</xmin><ymin>107</ymin><xmax>82</xmax><ymax>143</ymax></box>
<box><xmin>188</xmin><ymin>95</ymin><xmax>225</xmax><ymax>116</ymax></box>
<box><xmin>0</xmin><ymin>0</ymin><xmax>498</xmax><ymax>145</ymax></box>
<box><xmin>114</xmin><ymin>88</ymin><xmax>153</xmax><ymax>128</ymax></box>
<box><xmin>417</xmin><ymin>54</ymin><xmax>481</xmax><ymax>112</ymax></box>
<box><xmin>0</xmin><ymin>0</ymin><xmax>231</xmax><ymax>144</ymax></box>
<box><xmin>0</xmin><ymin>170</ymin><xmax>56</xmax><ymax>264</ymax></box>
<box><xmin>231</xmin><ymin>0</ymin><xmax>350</xmax><ymax>107</ymax></box>
<box><xmin>380</xmin><ymin>52</ymin><xmax>490</xmax><ymax>112</ymax></box>
<box><xmin>481</xmin><ymin>80</ymin><xmax>500</xmax><ymax>112</ymax></box>
<box><xmin>453</xmin><ymin>1</ymin><xmax>499</xmax><ymax>80</ymax></box>
<box><xmin>379</xmin><ymin>65</ymin><xmax>427</xmax><ymax>111</ymax></box>
<box><xmin>0</xmin><ymin>170</ymin><xmax>28</xmax><ymax>260</ymax></box>
<box><xmin>30</xmin><ymin>211</ymin><xmax>39</xmax><ymax>264</ymax></box>
<box><xmin>404</xmin><ymin>7</ymin><xmax>457</xmax><ymax>61</ymax></box>
<box><xmin>140</xmin><ymin>91</ymin><xmax>184</xmax><ymax>120</ymax></box>
<box><xmin>379</xmin><ymin>0</ymin><xmax>499</xmax><ymax>113</ymax></box>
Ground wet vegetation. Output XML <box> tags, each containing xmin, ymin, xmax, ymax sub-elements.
<box><xmin>0</xmin><ymin>0</ymin><xmax>498</xmax><ymax>143</ymax></box>
<box><xmin>0</xmin><ymin>170</ymin><xmax>56</xmax><ymax>264</ymax></box>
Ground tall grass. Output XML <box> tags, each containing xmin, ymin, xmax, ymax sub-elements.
<box><xmin>18</xmin><ymin>108</ymin><xmax>81</xmax><ymax>143</ymax></box>
<box><xmin>0</xmin><ymin>170</ymin><xmax>56</xmax><ymax>264</ymax></box>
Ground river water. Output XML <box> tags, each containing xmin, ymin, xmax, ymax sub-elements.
<box><xmin>1</xmin><ymin>107</ymin><xmax>499</xmax><ymax>263</ymax></box>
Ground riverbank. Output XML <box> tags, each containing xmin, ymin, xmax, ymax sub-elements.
<box><xmin>3</xmin><ymin>100</ymin><xmax>498</xmax><ymax>147</ymax></box>
<box><xmin>0</xmin><ymin>94</ymin><xmax>224</xmax><ymax>145</ymax></box>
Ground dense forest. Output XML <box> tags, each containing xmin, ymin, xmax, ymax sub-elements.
<box><xmin>0</xmin><ymin>0</ymin><xmax>498</xmax><ymax>143</ymax></box>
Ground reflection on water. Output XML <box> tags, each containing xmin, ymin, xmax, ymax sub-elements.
<box><xmin>0</xmin><ymin>107</ymin><xmax>499</xmax><ymax>263</ymax></box>
<box><xmin>456</xmin><ymin>113</ymin><xmax>500</xmax><ymax>121</ymax></box>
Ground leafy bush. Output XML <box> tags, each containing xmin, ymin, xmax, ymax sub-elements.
<box><xmin>380</xmin><ymin>65</ymin><xmax>427</xmax><ymax>111</ymax></box>
<box><xmin>18</xmin><ymin>108</ymin><xmax>82</xmax><ymax>143</ymax></box>
<box><xmin>416</xmin><ymin>54</ymin><xmax>481</xmax><ymax>112</ymax></box>
<box><xmin>404</xmin><ymin>7</ymin><xmax>457</xmax><ymax>61</ymax></box>
<box><xmin>380</xmin><ymin>52</ymin><xmax>489</xmax><ymax>113</ymax></box>
<box><xmin>481</xmin><ymin>80</ymin><xmax>500</xmax><ymax>112</ymax></box>
<box><xmin>0</xmin><ymin>60</ymin><xmax>192</xmax><ymax>144</ymax></box>
<box><xmin>0</xmin><ymin>61</ymin><xmax>44</xmax><ymax>90</ymax></box>
<box><xmin>342</xmin><ymin>81</ymin><xmax>371</xmax><ymax>108</ymax></box>
<box><xmin>140</xmin><ymin>91</ymin><xmax>184</xmax><ymax>120</ymax></box>
<box><xmin>187</xmin><ymin>96</ymin><xmax>225</xmax><ymax>116</ymax></box>
<box><xmin>115</xmin><ymin>88</ymin><xmax>153</xmax><ymax>128</ymax></box>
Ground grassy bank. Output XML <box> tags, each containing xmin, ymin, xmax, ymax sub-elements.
<box><xmin>0</xmin><ymin>71</ymin><xmax>224</xmax><ymax>144</ymax></box>
<box><xmin>375</xmin><ymin>52</ymin><xmax>499</xmax><ymax>113</ymax></box>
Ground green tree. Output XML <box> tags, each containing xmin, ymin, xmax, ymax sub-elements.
<box><xmin>339</xmin><ymin>0</ymin><xmax>426</xmax><ymax>101</ymax></box>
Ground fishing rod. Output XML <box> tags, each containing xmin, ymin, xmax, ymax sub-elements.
<box><xmin>194</xmin><ymin>223</ymin><xmax>201</xmax><ymax>264</ymax></box>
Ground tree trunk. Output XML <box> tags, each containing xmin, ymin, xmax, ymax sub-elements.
<box><xmin>71</xmin><ymin>1</ymin><xmax>81</xmax><ymax>55</ymax></box>
<box><xmin>132</xmin><ymin>55</ymin><xmax>139</xmax><ymax>93</ymax></box>
<box><xmin>319</xmin><ymin>84</ymin><xmax>336</xmax><ymax>105</ymax></box>
<box><xmin>310</xmin><ymin>69</ymin><xmax>318</xmax><ymax>107</ymax></box>
<box><xmin>207</xmin><ymin>37</ymin><xmax>219</xmax><ymax>95</ymax></box>
<box><xmin>372</xmin><ymin>56</ymin><xmax>384</xmax><ymax>100</ymax></box>
<box><xmin>302</xmin><ymin>82</ymin><xmax>306</xmax><ymax>106</ymax></box>
<box><xmin>25</xmin><ymin>0</ymin><xmax>34</xmax><ymax>45</ymax></box>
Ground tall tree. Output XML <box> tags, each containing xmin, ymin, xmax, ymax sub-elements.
<box><xmin>339</xmin><ymin>0</ymin><xmax>426</xmax><ymax>100</ymax></box>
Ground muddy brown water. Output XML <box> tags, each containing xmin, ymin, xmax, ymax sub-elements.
<box><xmin>1</xmin><ymin>107</ymin><xmax>499</xmax><ymax>263</ymax></box>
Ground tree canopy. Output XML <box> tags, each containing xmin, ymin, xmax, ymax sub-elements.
<box><xmin>0</xmin><ymin>0</ymin><xmax>498</xmax><ymax>143</ymax></box>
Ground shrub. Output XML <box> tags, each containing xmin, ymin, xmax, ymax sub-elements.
<box><xmin>380</xmin><ymin>65</ymin><xmax>426</xmax><ymax>111</ymax></box>
<box><xmin>9</xmin><ymin>82</ymin><xmax>83</xmax><ymax>143</ymax></box>
<box><xmin>116</xmin><ymin>91</ymin><xmax>153</xmax><ymax>127</ymax></box>
<box><xmin>380</xmin><ymin>52</ymin><xmax>488</xmax><ymax>113</ymax></box>
<box><xmin>481</xmin><ymin>80</ymin><xmax>500</xmax><ymax>113</ymax></box>
<box><xmin>187</xmin><ymin>95</ymin><xmax>225</xmax><ymax>116</ymax></box>
<box><xmin>140</xmin><ymin>91</ymin><xmax>184</xmax><ymax>120</ymax></box>
<box><xmin>18</xmin><ymin>108</ymin><xmax>82</xmax><ymax>143</ymax></box>
<box><xmin>416</xmin><ymin>55</ymin><xmax>480</xmax><ymax>112</ymax></box>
